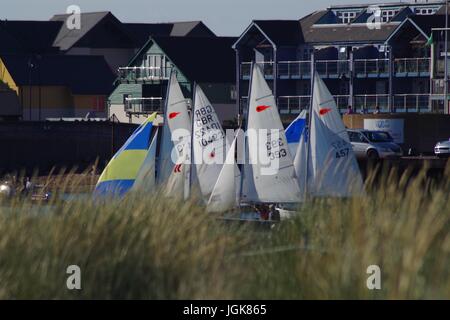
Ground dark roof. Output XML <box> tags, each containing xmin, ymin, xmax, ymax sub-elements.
<box><xmin>1</xmin><ymin>54</ymin><xmax>115</xmax><ymax>95</ymax></box>
<box><xmin>51</xmin><ymin>12</ymin><xmax>109</xmax><ymax>50</ymax></box>
<box><xmin>148</xmin><ymin>36</ymin><xmax>237</xmax><ymax>83</ymax></box>
<box><xmin>123</xmin><ymin>21</ymin><xmax>216</xmax><ymax>48</ymax></box>
<box><xmin>253</xmin><ymin>20</ymin><xmax>303</xmax><ymax>46</ymax></box>
<box><xmin>299</xmin><ymin>10</ymin><xmax>402</xmax><ymax>44</ymax></box>
<box><xmin>0</xmin><ymin>20</ymin><xmax>62</xmax><ymax>54</ymax></box>
<box><xmin>51</xmin><ymin>11</ymin><xmax>135</xmax><ymax>50</ymax></box>
<box><xmin>410</xmin><ymin>14</ymin><xmax>446</xmax><ymax>35</ymax></box>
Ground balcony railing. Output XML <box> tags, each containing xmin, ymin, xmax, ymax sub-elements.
<box><xmin>277</xmin><ymin>95</ymin><xmax>349</xmax><ymax>114</ymax></box>
<box><xmin>354</xmin><ymin>59</ymin><xmax>389</xmax><ymax>77</ymax></box>
<box><xmin>393</xmin><ymin>94</ymin><xmax>430</xmax><ymax>112</ymax></box>
<box><xmin>278</xmin><ymin>61</ymin><xmax>311</xmax><ymax>79</ymax></box>
<box><xmin>394</xmin><ymin>58</ymin><xmax>430</xmax><ymax>75</ymax></box>
<box><xmin>118</xmin><ymin>66</ymin><xmax>171</xmax><ymax>82</ymax></box>
<box><xmin>315</xmin><ymin>60</ymin><xmax>350</xmax><ymax>78</ymax></box>
<box><xmin>241</xmin><ymin>61</ymin><xmax>274</xmax><ymax>79</ymax></box>
<box><xmin>125</xmin><ymin>97</ymin><xmax>164</xmax><ymax>114</ymax></box>
<box><xmin>241</xmin><ymin>58</ymin><xmax>431</xmax><ymax>80</ymax></box>
<box><xmin>240</xmin><ymin>93</ymin><xmax>431</xmax><ymax>114</ymax></box>
<box><xmin>354</xmin><ymin>94</ymin><xmax>389</xmax><ymax>112</ymax></box>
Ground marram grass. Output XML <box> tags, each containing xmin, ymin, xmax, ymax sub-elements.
<box><xmin>0</xmin><ymin>164</ymin><xmax>449</xmax><ymax>299</ymax></box>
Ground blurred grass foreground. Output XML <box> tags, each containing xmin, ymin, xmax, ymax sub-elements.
<box><xmin>0</xmin><ymin>164</ymin><xmax>449</xmax><ymax>299</ymax></box>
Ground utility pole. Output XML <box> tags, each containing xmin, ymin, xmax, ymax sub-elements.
<box><xmin>445</xmin><ymin>0</ymin><xmax>449</xmax><ymax>113</ymax></box>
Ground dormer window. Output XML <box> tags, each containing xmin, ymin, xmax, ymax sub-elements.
<box><xmin>381</xmin><ymin>9</ymin><xmax>399</xmax><ymax>22</ymax></box>
<box><xmin>337</xmin><ymin>11</ymin><xmax>358</xmax><ymax>24</ymax></box>
<box><xmin>415</xmin><ymin>8</ymin><xmax>437</xmax><ymax>15</ymax></box>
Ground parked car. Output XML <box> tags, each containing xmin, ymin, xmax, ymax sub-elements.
<box><xmin>434</xmin><ymin>139</ymin><xmax>450</xmax><ymax>158</ymax></box>
<box><xmin>347</xmin><ymin>129</ymin><xmax>403</xmax><ymax>160</ymax></box>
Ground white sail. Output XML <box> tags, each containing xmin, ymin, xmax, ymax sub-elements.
<box><xmin>133</xmin><ymin>128</ymin><xmax>159</xmax><ymax>191</ymax></box>
<box><xmin>164</xmin><ymin>151</ymin><xmax>189</xmax><ymax>200</ymax></box>
<box><xmin>192</xmin><ymin>85</ymin><xmax>227</xmax><ymax>200</ymax></box>
<box><xmin>207</xmin><ymin>137</ymin><xmax>240</xmax><ymax>212</ymax></box>
<box><xmin>165</xmin><ymin>73</ymin><xmax>192</xmax><ymax>199</ymax></box>
<box><xmin>309</xmin><ymin>72</ymin><xmax>364</xmax><ymax>197</ymax></box>
<box><xmin>245</xmin><ymin>65</ymin><xmax>302</xmax><ymax>203</ymax></box>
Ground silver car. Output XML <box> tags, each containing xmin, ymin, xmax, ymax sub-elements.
<box><xmin>434</xmin><ymin>139</ymin><xmax>450</xmax><ymax>158</ymax></box>
<box><xmin>347</xmin><ymin>129</ymin><xmax>403</xmax><ymax>160</ymax></box>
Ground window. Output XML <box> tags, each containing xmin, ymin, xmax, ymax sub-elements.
<box><xmin>381</xmin><ymin>10</ymin><xmax>399</xmax><ymax>22</ymax></box>
<box><xmin>337</xmin><ymin>11</ymin><xmax>358</xmax><ymax>24</ymax></box>
<box><xmin>145</xmin><ymin>55</ymin><xmax>170</xmax><ymax>79</ymax></box>
<box><xmin>415</xmin><ymin>8</ymin><xmax>436</xmax><ymax>15</ymax></box>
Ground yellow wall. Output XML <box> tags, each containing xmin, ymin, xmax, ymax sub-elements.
<box><xmin>0</xmin><ymin>58</ymin><xmax>19</xmax><ymax>93</ymax></box>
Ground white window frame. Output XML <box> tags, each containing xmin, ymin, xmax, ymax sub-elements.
<box><xmin>415</xmin><ymin>8</ymin><xmax>436</xmax><ymax>15</ymax></box>
<box><xmin>146</xmin><ymin>54</ymin><xmax>170</xmax><ymax>79</ymax></box>
<box><xmin>381</xmin><ymin>9</ymin><xmax>398</xmax><ymax>22</ymax></box>
<box><xmin>337</xmin><ymin>11</ymin><xmax>358</xmax><ymax>24</ymax></box>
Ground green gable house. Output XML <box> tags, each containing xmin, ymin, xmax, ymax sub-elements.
<box><xmin>109</xmin><ymin>36</ymin><xmax>238</xmax><ymax>125</ymax></box>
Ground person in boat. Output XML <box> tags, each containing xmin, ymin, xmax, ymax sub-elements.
<box><xmin>254</xmin><ymin>204</ymin><xmax>270</xmax><ymax>221</ymax></box>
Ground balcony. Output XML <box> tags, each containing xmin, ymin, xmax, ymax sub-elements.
<box><xmin>278</xmin><ymin>61</ymin><xmax>311</xmax><ymax>79</ymax></box>
<box><xmin>241</xmin><ymin>61</ymin><xmax>274</xmax><ymax>79</ymax></box>
<box><xmin>354</xmin><ymin>94</ymin><xmax>389</xmax><ymax>112</ymax></box>
<box><xmin>315</xmin><ymin>60</ymin><xmax>350</xmax><ymax>78</ymax></box>
<box><xmin>394</xmin><ymin>58</ymin><xmax>430</xmax><ymax>77</ymax></box>
<box><xmin>354</xmin><ymin>59</ymin><xmax>389</xmax><ymax>78</ymax></box>
<box><xmin>241</xmin><ymin>57</ymin><xmax>431</xmax><ymax>80</ymax></box>
<box><xmin>125</xmin><ymin>97</ymin><xmax>164</xmax><ymax>114</ymax></box>
<box><xmin>393</xmin><ymin>94</ymin><xmax>430</xmax><ymax>112</ymax></box>
<box><xmin>118</xmin><ymin>66</ymin><xmax>171</xmax><ymax>83</ymax></box>
<box><xmin>240</xmin><ymin>93</ymin><xmax>431</xmax><ymax>114</ymax></box>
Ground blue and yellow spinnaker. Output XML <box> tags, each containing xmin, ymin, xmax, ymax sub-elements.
<box><xmin>94</xmin><ymin>113</ymin><xmax>157</xmax><ymax>197</ymax></box>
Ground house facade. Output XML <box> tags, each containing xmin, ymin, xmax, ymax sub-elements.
<box><xmin>109</xmin><ymin>36</ymin><xmax>237</xmax><ymax>125</ymax></box>
<box><xmin>0</xmin><ymin>11</ymin><xmax>218</xmax><ymax>121</ymax></box>
<box><xmin>234</xmin><ymin>1</ymin><xmax>450</xmax><ymax>123</ymax></box>
<box><xmin>0</xmin><ymin>54</ymin><xmax>115</xmax><ymax>120</ymax></box>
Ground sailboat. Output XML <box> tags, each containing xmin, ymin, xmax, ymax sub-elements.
<box><xmin>307</xmin><ymin>72</ymin><xmax>364</xmax><ymax>197</ymax></box>
<box><xmin>94</xmin><ymin>112</ymin><xmax>157</xmax><ymax>197</ymax></box>
<box><xmin>285</xmin><ymin>109</ymin><xmax>307</xmax><ymax>157</ymax></box>
<box><xmin>207</xmin><ymin>135</ymin><xmax>240</xmax><ymax>213</ymax></box>
<box><xmin>192</xmin><ymin>84</ymin><xmax>229</xmax><ymax>201</ymax></box>
<box><xmin>133</xmin><ymin>127</ymin><xmax>159</xmax><ymax>191</ymax></box>
<box><xmin>241</xmin><ymin>64</ymin><xmax>302</xmax><ymax>204</ymax></box>
<box><xmin>160</xmin><ymin>72</ymin><xmax>192</xmax><ymax>199</ymax></box>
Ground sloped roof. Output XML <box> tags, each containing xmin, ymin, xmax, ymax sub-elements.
<box><xmin>410</xmin><ymin>14</ymin><xmax>446</xmax><ymax>35</ymax></box>
<box><xmin>146</xmin><ymin>36</ymin><xmax>237</xmax><ymax>83</ymax></box>
<box><xmin>51</xmin><ymin>11</ymin><xmax>133</xmax><ymax>50</ymax></box>
<box><xmin>123</xmin><ymin>21</ymin><xmax>216</xmax><ymax>48</ymax></box>
<box><xmin>1</xmin><ymin>54</ymin><xmax>115</xmax><ymax>95</ymax></box>
<box><xmin>300</xmin><ymin>10</ymin><xmax>402</xmax><ymax>44</ymax></box>
<box><xmin>0</xmin><ymin>20</ymin><xmax>62</xmax><ymax>54</ymax></box>
<box><xmin>253</xmin><ymin>20</ymin><xmax>303</xmax><ymax>46</ymax></box>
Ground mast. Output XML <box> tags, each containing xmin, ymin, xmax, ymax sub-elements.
<box><xmin>188</xmin><ymin>81</ymin><xmax>196</xmax><ymax>200</ymax></box>
<box><xmin>157</xmin><ymin>68</ymin><xmax>174</xmax><ymax>185</ymax></box>
<box><xmin>304</xmin><ymin>50</ymin><xmax>315</xmax><ymax>199</ymax></box>
<box><xmin>445</xmin><ymin>0</ymin><xmax>449</xmax><ymax>113</ymax></box>
<box><xmin>238</xmin><ymin>61</ymin><xmax>254</xmax><ymax>206</ymax></box>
